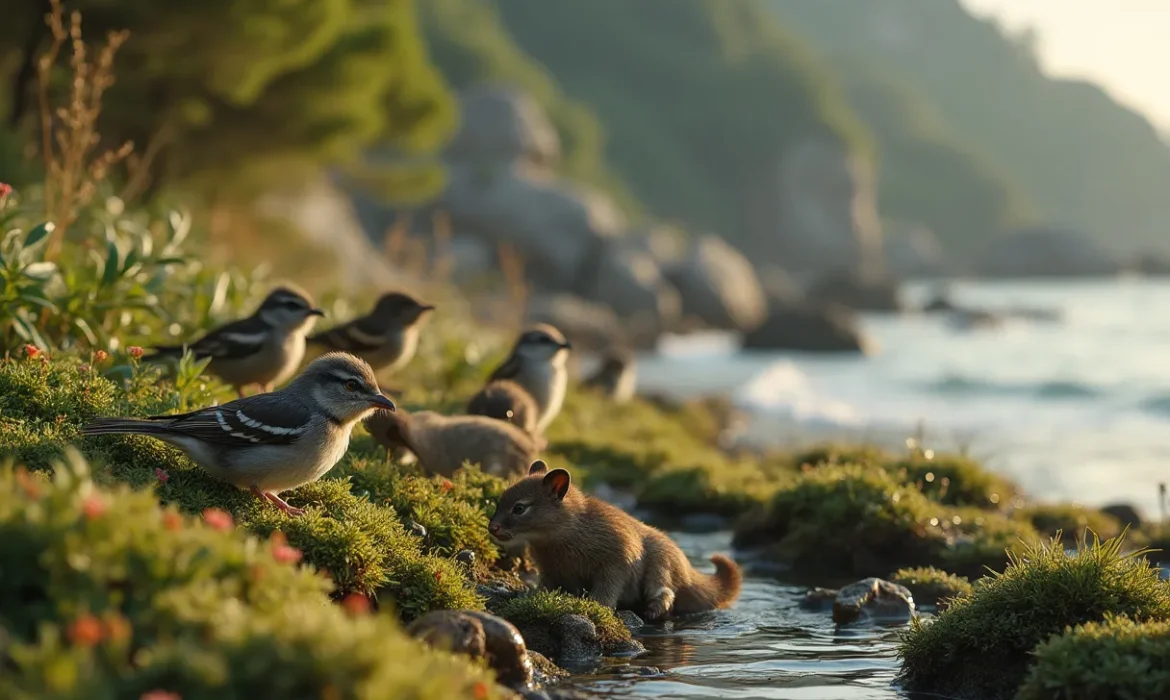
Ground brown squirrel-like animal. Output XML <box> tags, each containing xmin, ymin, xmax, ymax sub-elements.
<box><xmin>488</xmin><ymin>461</ymin><xmax>742</xmax><ymax>620</ymax></box>
<box><xmin>364</xmin><ymin>408</ymin><xmax>537</xmax><ymax>477</ymax></box>
<box><xmin>467</xmin><ymin>379</ymin><xmax>539</xmax><ymax>436</ymax></box>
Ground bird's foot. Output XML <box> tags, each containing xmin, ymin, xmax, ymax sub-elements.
<box><xmin>264</xmin><ymin>491</ymin><xmax>306</xmax><ymax>517</ymax></box>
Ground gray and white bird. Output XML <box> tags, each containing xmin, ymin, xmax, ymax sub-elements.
<box><xmin>583</xmin><ymin>349</ymin><xmax>637</xmax><ymax>404</ymax></box>
<box><xmin>83</xmin><ymin>353</ymin><xmax>395</xmax><ymax>516</ymax></box>
<box><xmin>147</xmin><ymin>286</ymin><xmax>325</xmax><ymax>397</ymax></box>
<box><xmin>307</xmin><ymin>291</ymin><xmax>435</xmax><ymax>374</ymax></box>
<box><xmin>485</xmin><ymin>324</ymin><xmax>571</xmax><ymax>434</ymax></box>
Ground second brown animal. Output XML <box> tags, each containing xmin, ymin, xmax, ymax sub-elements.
<box><xmin>365</xmin><ymin>408</ymin><xmax>537</xmax><ymax>477</ymax></box>
<box><xmin>488</xmin><ymin>461</ymin><xmax>742</xmax><ymax>620</ymax></box>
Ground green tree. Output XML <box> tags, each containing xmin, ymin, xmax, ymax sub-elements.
<box><xmin>1</xmin><ymin>0</ymin><xmax>454</xmax><ymax>196</ymax></box>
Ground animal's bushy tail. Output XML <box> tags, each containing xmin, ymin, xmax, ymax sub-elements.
<box><xmin>708</xmin><ymin>554</ymin><xmax>743</xmax><ymax>608</ymax></box>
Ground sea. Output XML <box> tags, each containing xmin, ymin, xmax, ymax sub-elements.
<box><xmin>633</xmin><ymin>277</ymin><xmax>1170</xmax><ymax>518</ymax></box>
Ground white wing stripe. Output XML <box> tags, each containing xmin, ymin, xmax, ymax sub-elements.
<box><xmin>215</xmin><ymin>411</ymin><xmax>232</xmax><ymax>432</ymax></box>
<box><xmin>236</xmin><ymin>409</ymin><xmax>307</xmax><ymax>436</ymax></box>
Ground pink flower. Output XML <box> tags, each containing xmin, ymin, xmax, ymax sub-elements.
<box><xmin>272</xmin><ymin>544</ymin><xmax>303</xmax><ymax>565</ymax></box>
<box><xmin>82</xmin><ymin>495</ymin><xmax>106</xmax><ymax>520</ymax></box>
<box><xmin>0</xmin><ymin>183</ymin><xmax>12</xmax><ymax>199</ymax></box>
<box><xmin>154</xmin><ymin>468</ymin><xmax>169</xmax><ymax>484</ymax></box>
<box><xmin>24</xmin><ymin>345</ymin><xmax>39</xmax><ymax>359</ymax></box>
<box><xmin>67</xmin><ymin>614</ymin><xmax>103</xmax><ymax>647</ymax></box>
<box><xmin>201</xmin><ymin>508</ymin><xmax>233</xmax><ymax>531</ymax></box>
<box><xmin>94</xmin><ymin>350</ymin><xmax>109</xmax><ymax>362</ymax></box>
<box><xmin>128</xmin><ymin>346</ymin><xmax>144</xmax><ymax>359</ymax></box>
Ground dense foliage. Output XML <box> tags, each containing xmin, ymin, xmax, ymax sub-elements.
<box><xmin>898</xmin><ymin>537</ymin><xmax>1170</xmax><ymax>700</ymax></box>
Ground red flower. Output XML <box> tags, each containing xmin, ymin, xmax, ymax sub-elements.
<box><xmin>201</xmin><ymin>508</ymin><xmax>233</xmax><ymax>531</ymax></box>
<box><xmin>94</xmin><ymin>350</ymin><xmax>109</xmax><ymax>362</ymax></box>
<box><xmin>162</xmin><ymin>511</ymin><xmax>183</xmax><ymax>531</ymax></box>
<box><xmin>154</xmin><ymin>468</ymin><xmax>169</xmax><ymax>484</ymax></box>
<box><xmin>67</xmin><ymin>614</ymin><xmax>103</xmax><ymax>647</ymax></box>
<box><xmin>140</xmin><ymin>692</ymin><xmax>182</xmax><ymax>700</ymax></box>
<box><xmin>440</xmin><ymin>479</ymin><xmax>453</xmax><ymax>493</ymax></box>
<box><xmin>272</xmin><ymin>544</ymin><xmax>302</xmax><ymax>565</ymax></box>
<box><xmin>82</xmin><ymin>495</ymin><xmax>106</xmax><ymax>520</ymax></box>
<box><xmin>24</xmin><ymin>345</ymin><xmax>39</xmax><ymax>359</ymax></box>
<box><xmin>128</xmin><ymin>346</ymin><xmax>144</xmax><ymax>359</ymax></box>
<box><xmin>434</xmin><ymin>570</ymin><xmax>443</xmax><ymax>582</ymax></box>
<box><xmin>0</xmin><ymin>183</ymin><xmax>12</xmax><ymax>199</ymax></box>
<box><xmin>341</xmin><ymin>593</ymin><xmax>371</xmax><ymax>616</ymax></box>
<box><xmin>472</xmin><ymin>681</ymin><xmax>490</xmax><ymax>700</ymax></box>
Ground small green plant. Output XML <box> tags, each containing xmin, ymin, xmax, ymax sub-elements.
<box><xmin>1017</xmin><ymin>615</ymin><xmax>1170</xmax><ymax>700</ymax></box>
<box><xmin>898</xmin><ymin>536</ymin><xmax>1170</xmax><ymax>700</ymax></box>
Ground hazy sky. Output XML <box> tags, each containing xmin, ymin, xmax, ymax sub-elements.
<box><xmin>961</xmin><ymin>0</ymin><xmax>1170</xmax><ymax>129</ymax></box>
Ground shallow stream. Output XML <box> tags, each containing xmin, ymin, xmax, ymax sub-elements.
<box><xmin>562</xmin><ymin>532</ymin><xmax>911</xmax><ymax>700</ymax></box>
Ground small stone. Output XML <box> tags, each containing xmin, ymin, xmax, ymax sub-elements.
<box><xmin>552</xmin><ymin>614</ymin><xmax>602</xmax><ymax>665</ymax></box>
<box><xmin>456</xmin><ymin>549</ymin><xmax>477</xmax><ymax>567</ymax></box>
<box><xmin>616</xmin><ymin>610</ymin><xmax>644</xmax><ymax>632</ymax></box>
<box><xmin>406</xmin><ymin>519</ymin><xmax>427</xmax><ymax>541</ymax></box>
<box><xmin>799</xmin><ymin>587</ymin><xmax>839</xmax><ymax>613</ymax></box>
<box><xmin>832</xmin><ymin>578</ymin><xmax>916</xmax><ymax>625</ymax></box>
<box><xmin>408</xmin><ymin>610</ymin><xmax>535</xmax><ymax>691</ymax></box>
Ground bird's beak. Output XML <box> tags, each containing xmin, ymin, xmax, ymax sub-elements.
<box><xmin>419</xmin><ymin>304</ymin><xmax>436</xmax><ymax>312</ymax></box>
<box><xmin>309</xmin><ymin>308</ymin><xmax>326</xmax><ymax>317</ymax></box>
<box><xmin>559</xmin><ymin>339</ymin><xmax>573</xmax><ymax>350</ymax></box>
<box><xmin>369</xmin><ymin>393</ymin><xmax>396</xmax><ymax>411</ymax></box>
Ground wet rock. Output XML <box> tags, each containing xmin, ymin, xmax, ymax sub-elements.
<box><xmin>405</xmin><ymin>519</ymin><xmax>428</xmax><ymax>541</ymax></box>
<box><xmin>477</xmin><ymin>579</ymin><xmax>528</xmax><ymax>610</ymax></box>
<box><xmin>407</xmin><ymin>610</ymin><xmax>535</xmax><ymax>691</ymax></box>
<box><xmin>662</xmin><ymin>235</ymin><xmax>767</xmax><ymax>332</ymax></box>
<box><xmin>555</xmin><ymin>614</ymin><xmax>602</xmax><ymax>664</ymax></box>
<box><xmin>799</xmin><ymin>587</ymin><xmax>839</xmax><ymax>613</ymax></box>
<box><xmin>832</xmin><ymin>578</ymin><xmax>916</xmax><ymax>625</ymax></box>
<box><xmin>977</xmin><ymin>227</ymin><xmax>1120</xmax><ymax>278</ymax></box>
<box><xmin>455</xmin><ymin>549</ymin><xmax>477</xmax><ymax>568</ymax></box>
<box><xmin>741</xmin><ymin>299</ymin><xmax>870</xmax><ymax>353</ymax></box>
<box><xmin>806</xmin><ymin>269</ymin><xmax>902</xmax><ymax>313</ymax></box>
<box><xmin>616</xmin><ymin>610</ymin><xmax>645</xmax><ymax>633</ymax></box>
<box><xmin>1101</xmin><ymin>502</ymin><xmax>1144</xmax><ymax>528</ymax></box>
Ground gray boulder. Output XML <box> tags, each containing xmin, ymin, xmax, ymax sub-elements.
<box><xmin>663</xmin><ymin>235</ymin><xmax>766</xmax><ymax>331</ymax></box>
<box><xmin>977</xmin><ymin>227</ymin><xmax>1120</xmax><ymax>278</ymax></box>
<box><xmin>440</xmin><ymin>162</ymin><xmax>625</xmax><ymax>289</ymax></box>
<box><xmin>583</xmin><ymin>238</ymin><xmax>681</xmax><ymax>334</ymax></box>
<box><xmin>883</xmin><ymin>224</ymin><xmax>946</xmax><ymax>278</ymax></box>
<box><xmin>806</xmin><ymin>269</ymin><xmax>903</xmax><ymax>313</ymax></box>
<box><xmin>447</xmin><ymin>84</ymin><xmax>561</xmax><ymax>167</ymax></box>
<box><xmin>742</xmin><ymin>300</ymin><xmax>870</xmax><ymax>353</ymax></box>
<box><xmin>407</xmin><ymin>609</ymin><xmax>535</xmax><ymax>691</ymax></box>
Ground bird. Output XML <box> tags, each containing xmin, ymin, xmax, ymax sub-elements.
<box><xmin>466</xmin><ymin>379</ymin><xmax>539</xmax><ymax>436</ymax></box>
<box><xmin>147</xmin><ymin>286</ymin><xmax>325</xmax><ymax>398</ymax></box>
<box><xmin>364</xmin><ymin>408</ymin><xmax>537</xmax><ymax>478</ymax></box>
<box><xmin>82</xmin><ymin>353</ymin><xmax>395</xmax><ymax>516</ymax></box>
<box><xmin>582</xmin><ymin>349</ymin><xmax>637</xmax><ymax>403</ymax></box>
<box><xmin>307</xmin><ymin>291</ymin><xmax>435</xmax><ymax>374</ymax></box>
<box><xmin>484</xmin><ymin>324</ymin><xmax>571</xmax><ymax>434</ymax></box>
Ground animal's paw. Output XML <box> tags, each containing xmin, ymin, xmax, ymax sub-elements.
<box><xmin>643</xmin><ymin>589</ymin><xmax>675</xmax><ymax>621</ymax></box>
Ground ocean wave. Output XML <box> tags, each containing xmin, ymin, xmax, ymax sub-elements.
<box><xmin>1139</xmin><ymin>396</ymin><xmax>1170</xmax><ymax>418</ymax></box>
<box><xmin>733</xmin><ymin>361</ymin><xmax>864</xmax><ymax>427</ymax></box>
<box><xmin>928</xmin><ymin>375</ymin><xmax>1104</xmax><ymax>400</ymax></box>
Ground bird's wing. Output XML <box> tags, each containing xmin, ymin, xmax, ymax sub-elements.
<box><xmin>153</xmin><ymin>394</ymin><xmax>313</xmax><ymax>446</ymax></box>
<box><xmin>489</xmin><ymin>353</ymin><xmax>523</xmax><ymax>382</ymax></box>
<box><xmin>310</xmin><ymin>316</ymin><xmax>388</xmax><ymax>353</ymax></box>
<box><xmin>154</xmin><ymin>316</ymin><xmax>271</xmax><ymax>361</ymax></box>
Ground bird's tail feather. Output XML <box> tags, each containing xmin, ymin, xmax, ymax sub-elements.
<box><xmin>82</xmin><ymin>418</ymin><xmax>174</xmax><ymax>438</ymax></box>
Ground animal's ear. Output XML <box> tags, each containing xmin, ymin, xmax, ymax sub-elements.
<box><xmin>542</xmin><ymin>468</ymin><xmax>571</xmax><ymax>501</ymax></box>
<box><xmin>528</xmin><ymin>460</ymin><xmax>548</xmax><ymax>476</ymax></box>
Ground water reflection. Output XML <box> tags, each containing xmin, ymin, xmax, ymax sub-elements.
<box><xmin>564</xmin><ymin>532</ymin><xmax>909</xmax><ymax>699</ymax></box>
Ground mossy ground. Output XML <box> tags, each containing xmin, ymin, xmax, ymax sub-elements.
<box><xmin>0</xmin><ymin>454</ymin><xmax>502</xmax><ymax>699</ymax></box>
<box><xmin>1021</xmin><ymin>502</ymin><xmax>1123</xmax><ymax>543</ymax></box>
<box><xmin>898</xmin><ymin>536</ymin><xmax>1170</xmax><ymax>700</ymax></box>
<box><xmin>1017</xmin><ymin>615</ymin><xmax>1170</xmax><ymax>700</ymax></box>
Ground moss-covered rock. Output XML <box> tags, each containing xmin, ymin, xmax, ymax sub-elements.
<box><xmin>898</xmin><ymin>537</ymin><xmax>1170</xmax><ymax>700</ymax></box>
<box><xmin>888</xmin><ymin>567</ymin><xmax>973</xmax><ymax>611</ymax></box>
<box><xmin>1017</xmin><ymin>615</ymin><xmax>1170</xmax><ymax>700</ymax></box>
<box><xmin>492</xmin><ymin>590</ymin><xmax>640</xmax><ymax>663</ymax></box>
<box><xmin>0</xmin><ymin>453</ymin><xmax>501</xmax><ymax>699</ymax></box>
<box><xmin>1021</xmin><ymin>503</ymin><xmax>1123</xmax><ymax>542</ymax></box>
<box><xmin>883</xmin><ymin>454</ymin><xmax>1019</xmax><ymax>509</ymax></box>
<box><xmin>732</xmin><ymin>463</ymin><xmax>1037</xmax><ymax>578</ymax></box>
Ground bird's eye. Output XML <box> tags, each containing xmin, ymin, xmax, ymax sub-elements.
<box><xmin>345</xmin><ymin>380</ymin><xmax>359</xmax><ymax>392</ymax></box>
<box><xmin>511</xmin><ymin>503</ymin><xmax>528</xmax><ymax>516</ymax></box>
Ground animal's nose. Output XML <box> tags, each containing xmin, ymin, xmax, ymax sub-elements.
<box><xmin>488</xmin><ymin>522</ymin><xmax>501</xmax><ymax>534</ymax></box>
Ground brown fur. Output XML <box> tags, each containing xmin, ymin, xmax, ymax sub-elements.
<box><xmin>488</xmin><ymin>462</ymin><xmax>741</xmax><ymax>620</ymax></box>
<box><xmin>467</xmin><ymin>380</ymin><xmax>539</xmax><ymax>436</ymax></box>
<box><xmin>365</xmin><ymin>408</ymin><xmax>537</xmax><ymax>477</ymax></box>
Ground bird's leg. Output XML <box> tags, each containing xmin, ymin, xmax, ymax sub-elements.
<box><xmin>264</xmin><ymin>491</ymin><xmax>306</xmax><ymax>517</ymax></box>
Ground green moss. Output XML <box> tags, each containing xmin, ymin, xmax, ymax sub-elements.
<box><xmin>493</xmin><ymin>589</ymin><xmax>630</xmax><ymax>651</ymax></box>
<box><xmin>0</xmin><ymin>357</ymin><xmax>482</xmax><ymax>616</ymax></box>
<box><xmin>0</xmin><ymin>453</ymin><xmax>501</xmax><ymax>699</ymax></box>
<box><xmin>888</xmin><ymin>567</ymin><xmax>973</xmax><ymax>610</ymax></box>
<box><xmin>1018</xmin><ymin>615</ymin><xmax>1170</xmax><ymax>700</ymax></box>
<box><xmin>791</xmin><ymin>444</ymin><xmax>888</xmax><ymax>468</ymax></box>
<box><xmin>883</xmin><ymin>454</ymin><xmax>1019</xmax><ymax>509</ymax></box>
<box><xmin>733</xmin><ymin>463</ymin><xmax>1038</xmax><ymax>578</ymax></box>
<box><xmin>898</xmin><ymin>537</ymin><xmax>1170</xmax><ymax>700</ymax></box>
<box><xmin>1022</xmin><ymin>503</ymin><xmax>1123</xmax><ymax>542</ymax></box>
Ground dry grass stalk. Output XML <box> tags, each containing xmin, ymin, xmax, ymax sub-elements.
<box><xmin>36</xmin><ymin>0</ymin><xmax>133</xmax><ymax>260</ymax></box>
<box><xmin>496</xmin><ymin>241</ymin><xmax>529</xmax><ymax>331</ymax></box>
